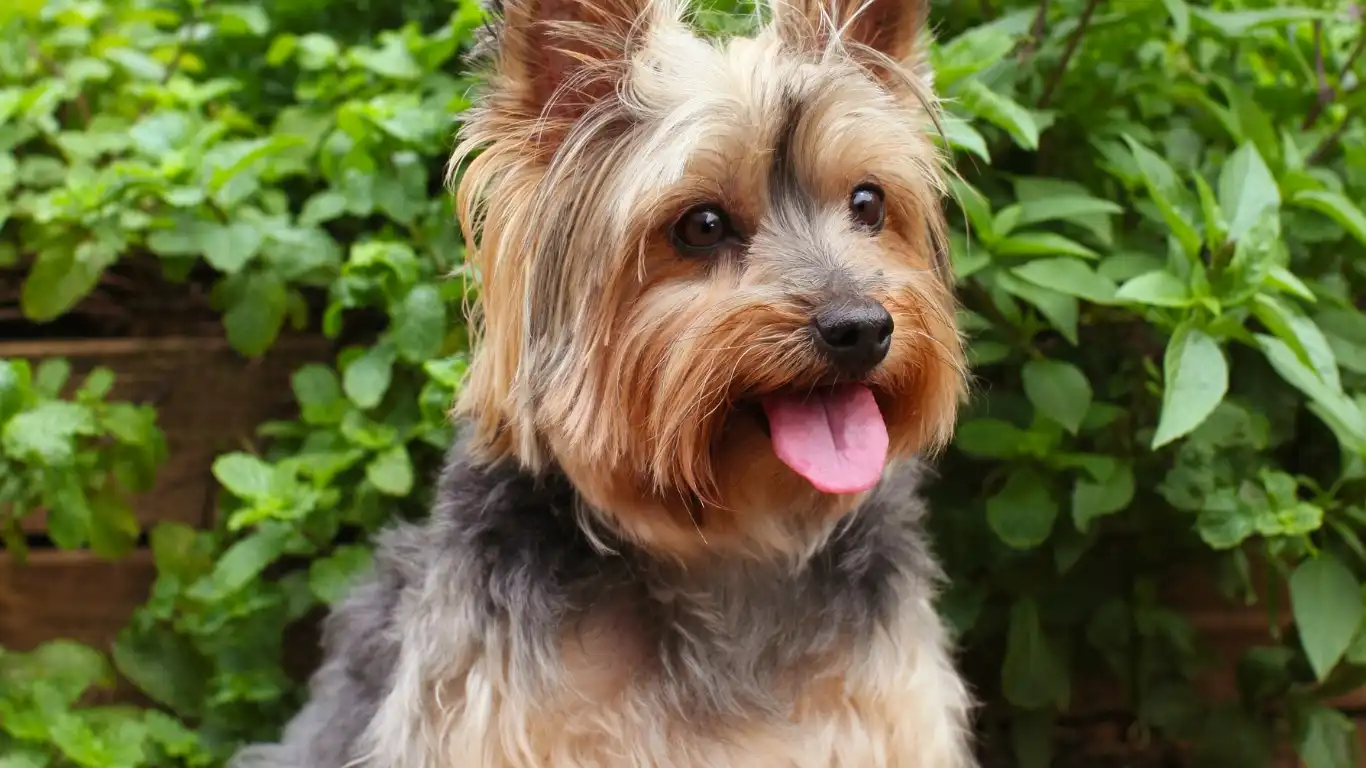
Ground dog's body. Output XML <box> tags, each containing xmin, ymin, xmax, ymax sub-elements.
<box><xmin>232</xmin><ymin>0</ymin><xmax>978</xmax><ymax>763</ymax></box>
<box><xmin>233</xmin><ymin>443</ymin><xmax>971</xmax><ymax>767</ymax></box>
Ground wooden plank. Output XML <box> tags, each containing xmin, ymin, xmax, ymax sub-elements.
<box><xmin>0</xmin><ymin>548</ymin><xmax>156</xmax><ymax>652</ymax></box>
<box><xmin>2</xmin><ymin>335</ymin><xmax>330</xmax><ymax>534</ymax></box>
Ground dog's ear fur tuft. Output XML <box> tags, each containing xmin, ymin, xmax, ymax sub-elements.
<box><xmin>769</xmin><ymin>0</ymin><xmax>930</xmax><ymax>81</ymax></box>
<box><xmin>485</xmin><ymin>0</ymin><xmax>661</xmax><ymax>127</ymax></box>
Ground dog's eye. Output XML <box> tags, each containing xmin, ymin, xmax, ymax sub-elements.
<box><xmin>673</xmin><ymin>205</ymin><xmax>732</xmax><ymax>251</ymax></box>
<box><xmin>849</xmin><ymin>184</ymin><xmax>885</xmax><ymax>232</ymax></box>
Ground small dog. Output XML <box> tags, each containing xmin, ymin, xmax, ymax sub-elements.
<box><xmin>232</xmin><ymin>0</ymin><xmax>974</xmax><ymax>764</ymax></box>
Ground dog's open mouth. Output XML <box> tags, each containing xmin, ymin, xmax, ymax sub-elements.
<box><xmin>745</xmin><ymin>383</ymin><xmax>890</xmax><ymax>496</ymax></box>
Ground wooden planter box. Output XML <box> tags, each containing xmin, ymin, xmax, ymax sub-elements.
<box><xmin>0</xmin><ymin>333</ymin><xmax>329</xmax><ymax>653</ymax></box>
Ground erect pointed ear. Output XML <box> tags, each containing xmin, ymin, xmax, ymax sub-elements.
<box><xmin>483</xmin><ymin>0</ymin><xmax>662</xmax><ymax>128</ymax></box>
<box><xmin>770</xmin><ymin>0</ymin><xmax>930</xmax><ymax>78</ymax></box>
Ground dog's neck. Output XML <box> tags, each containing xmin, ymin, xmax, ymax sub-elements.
<box><xmin>428</xmin><ymin>431</ymin><xmax>940</xmax><ymax>717</ymax></box>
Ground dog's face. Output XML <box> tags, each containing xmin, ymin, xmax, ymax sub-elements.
<box><xmin>454</xmin><ymin>0</ymin><xmax>965</xmax><ymax>558</ymax></box>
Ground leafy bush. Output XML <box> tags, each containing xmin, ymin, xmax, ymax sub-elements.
<box><xmin>2</xmin><ymin>0</ymin><xmax>1366</xmax><ymax>766</ymax></box>
<box><xmin>0</xmin><ymin>358</ymin><xmax>165</xmax><ymax>560</ymax></box>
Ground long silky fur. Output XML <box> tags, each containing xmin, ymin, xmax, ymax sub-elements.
<box><xmin>230</xmin><ymin>0</ymin><xmax>978</xmax><ymax>764</ymax></box>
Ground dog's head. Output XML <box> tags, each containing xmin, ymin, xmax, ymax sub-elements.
<box><xmin>452</xmin><ymin>0</ymin><xmax>965</xmax><ymax>559</ymax></box>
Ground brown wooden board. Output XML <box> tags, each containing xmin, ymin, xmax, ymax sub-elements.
<box><xmin>2</xmin><ymin>334</ymin><xmax>330</xmax><ymax>534</ymax></box>
<box><xmin>0</xmin><ymin>548</ymin><xmax>156</xmax><ymax>652</ymax></box>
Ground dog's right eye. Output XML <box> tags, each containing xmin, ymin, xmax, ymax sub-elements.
<box><xmin>672</xmin><ymin>205</ymin><xmax>732</xmax><ymax>252</ymax></box>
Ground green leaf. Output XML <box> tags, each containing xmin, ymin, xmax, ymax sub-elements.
<box><xmin>1291</xmin><ymin>190</ymin><xmax>1366</xmax><ymax>248</ymax></box>
<box><xmin>994</xmin><ymin>272</ymin><xmax>1079</xmax><ymax>345</ymax></box>
<box><xmin>1002</xmin><ymin>597</ymin><xmax>1069</xmax><ymax>710</ymax></box>
<box><xmin>1192</xmin><ymin>7</ymin><xmax>1332</xmax><ymax>37</ymax></box>
<box><xmin>1014</xmin><ymin>195</ymin><xmax>1122</xmax><ymax>229</ymax></box>
<box><xmin>292</xmin><ymin>364</ymin><xmax>343</xmax><ymax>408</ymax></box>
<box><xmin>933</xmin><ymin>24</ymin><xmax>1017</xmax><ymax>89</ymax></box>
<box><xmin>349</xmin><ymin>35</ymin><xmax>422</xmax><ymax>79</ymax></box>
<box><xmin>308</xmin><ymin>545</ymin><xmax>374</xmax><ymax>605</ymax></box>
<box><xmin>954</xmin><ymin>418</ymin><xmax>1029</xmax><ymax>459</ymax></box>
<box><xmin>1012</xmin><ymin>178</ymin><xmax>1116</xmax><ymax>245</ymax></box>
<box><xmin>939</xmin><ymin>115</ymin><xmax>990</xmax><ymax>161</ymax></box>
<box><xmin>1</xmin><ymin>402</ymin><xmax>96</xmax><ymax>465</ymax></box>
<box><xmin>212</xmin><ymin>453</ymin><xmax>275</xmax><ymax>501</ymax></box>
<box><xmin>993</xmin><ymin>205</ymin><xmax>1022</xmax><ymax>238</ymax></box>
<box><xmin>1290</xmin><ymin>553</ymin><xmax>1364</xmax><ymax>682</ymax></box>
<box><xmin>43</xmin><ymin>472</ymin><xmax>91</xmax><ymax>549</ymax></box>
<box><xmin>343</xmin><ymin>344</ymin><xmax>396</xmax><ymax>410</ymax></box>
<box><xmin>366</xmin><ymin>444</ymin><xmax>413</xmax><ymax>496</ymax></box>
<box><xmin>1011</xmin><ymin>258</ymin><xmax>1117</xmax><ymax>304</ymax></box>
<box><xmin>1266</xmin><ymin>265</ymin><xmax>1316</xmax><ymax>302</ymax></box>
<box><xmin>190</xmin><ymin>526</ymin><xmax>291</xmax><ymax>601</ymax></box>
<box><xmin>21</xmin><ymin>241</ymin><xmax>118</xmax><ymax>322</ymax></box>
<box><xmin>1072</xmin><ymin>461</ymin><xmax>1135</xmax><ymax>532</ymax></box>
<box><xmin>956</xmin><ymin>80</ymin><xmax>1040</xmax><ymax>151</ymax></box>
<box><xmin>993</xmin><ymin>233</ymin><xmax>1098</xmax><ymax>261</ymax></box>
<box><xmin>291</xmin><ymin>364</ymin><xmax>346</xmax><ymax>425</ymax></box>
<box><xmin>87</xmin><ymin>486</ymin><xmax>139</xmax><ymax>558</ymax></box>
<box><xmin>1256</xmin><ymin>334</ymin><xmax>1366</xmax><ymax>452</ymax></box>
<box><xmin>1317</xmin><ymin>309</ymin><xmax>1366</xmax><ymax>375</ymax></box>
<box><xmin>34</xmin><ymin>358</ymin><xmax>70</xmax><ymax>397</ymax></box>
<box><xmin>987</xmin><ymin>467</ymin><xmax>1059</xmax><ymax>550</ymax></box>
<box><xmin>1114</xmin><ymin>270</ymin><xmax>1192</xmax><ymax>307</ymax></box>
<box><xmin>223</xmin><ymin>272</ymin><xmax>288</xmax><ymax>357</ymax></box>
<box><xmin>392</xmin><ymin>285</ymin><xmax>448</xmax><ymax>363</ymax></box>
<box><xmin>1252</xmin><ymin>296</ymin><xmax>1338</xmax><ymax>385</ymax></box>
<box><xmin>112</xmin><ymin>625</ymin><xmax>209</xmax><ymax>717</ymax></box>
<box><xmin>299</xmin><ymin>190</ymin><xmax>348</xmax><ymax>226</ymax></box>
<box><xmin>1122</xmin><ymin>136</ymin><xmax>1202</xmax><ymax>259</ymax></box>
<box><xmin>1162</xmin><ymin>0</ymin><xmax>1191</xmax><ymax>42</ymax></box>
<box><xmin>1218</xmin><ymin>142</ymin><xmax>1280</xmax><ymax>242</ymax></box>
<box><xmin>1297</xmin><ymin>704</ymin><xmax>1358</xmax><ymax>768</ymax></box>
<box><xmin>1152</xmin><ymin>327</ymin><xmax>1228</xmax><ymax>449</ymax></box>
<box><xmin>77</xmin><ymin>367</ymin><xmax>114</xmax><ymax>400</ymax></box>
<box><xmin>950</xmin><ymin>179</ymin><xmax>994</xmax><ymax>242</ymax></box>
<box><xmin>0</xmin><ymin>359</ymin><xmax>32</xmax><ymax>422</ymax></box>
<box><xmin>1022</xmin><ymin>359</ymin><xmax>1092</xmax><ymax>434</ymax></box>
<box><xmin>203</xmin><ymin>221</ymin><xmax>266</xmax><ymax>274</ymax></box>
<box><xmin>1194</xmin><ymin>173</ymin><xmax>1228</xmax><ymax>249</ymax></box>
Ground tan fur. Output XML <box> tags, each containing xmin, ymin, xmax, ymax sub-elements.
<box><xmin>360</xmin><ymin>586</ymin><xmax>971</xmax><ymax>767</ymax></box>
<box><xmin>354</xmin><ymin>0</ymin><xmax>982</xmax><ymax>765</ymax></box>
<box><xmin>451</xmin><ymin>0</ymin><xmax>964</xmax><ymax>561</ymax></box>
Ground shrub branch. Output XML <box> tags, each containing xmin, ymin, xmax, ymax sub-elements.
<box><xmin>1038</xmin><ymin>0</ymin><xmax>1102</xmax><ymax>109</ymax></box>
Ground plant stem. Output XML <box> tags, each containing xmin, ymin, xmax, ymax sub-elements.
<box><xmin>1303</xmin><ymin>22</ymin><xmax>1331</xmax><ymax>129</ymax></box>
<box><xmin>1304</xmin><ymin>19</ymin><xmax>1365</xmax><ymax>130</ymax></box>
<box><xmin>1307</xmin><ymin>116</ymin><xmax>1351</xmax><ymax>164</ymax></box>
<box><xmin>1038</xmin><ymin>0</ymin><xmax>1102</xmax><ymax>109</ymax></box>
<box><xmin>1017</xmin><ymin>0</ymin><xmax>1050</xmax><ymax>63</ymax></box>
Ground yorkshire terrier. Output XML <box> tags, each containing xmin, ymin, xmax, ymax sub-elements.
<box><xmin>233</xmin><ymin>0</ymin><xmax>973</xmax><ymax>764</ymax></box>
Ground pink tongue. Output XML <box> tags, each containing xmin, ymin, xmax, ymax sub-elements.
<box><xmin>760</xmin><ymin>384</ymin><xmax>889</xmax><ymax>494</ymax></box>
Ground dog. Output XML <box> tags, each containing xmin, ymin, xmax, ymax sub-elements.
<box><xmin>230</xmin><ymin>0</ymin><xmax>974</xmax><ymax>764</ymax></box>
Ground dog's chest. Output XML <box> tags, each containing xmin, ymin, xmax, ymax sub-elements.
<box><xmin>443</xmin><ymin>600</ymin><xmax>972</xmax><ymax>768</ymax></box>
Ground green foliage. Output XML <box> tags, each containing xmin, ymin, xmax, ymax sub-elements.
<box><xmin>0</xmin><ymin>358</ymin><xmax>166</xmax><ymax>560</ymax></box>
<box><xmin>928</xmin><ymin>0</ymin><xmax>1366</xmax><ymax>762</ymax></box>
<box><xmin>0</xmin><ymin>642</ymin><xmax>212</xmax><ymax>767</ymax></box>
<box><xmin>1</xmin><ymin>0</ymin><xmax>1365</xmax><ymax>765</ymax></box>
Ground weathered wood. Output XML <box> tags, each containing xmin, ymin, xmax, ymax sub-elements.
<box><xmin>2</xmin><ymin>334</ymin><xmax>330</xmax><ymax>534</ymax></box>
<box><xmin>0</xmin><ymin>548</ymin><xmax>156</xmax><ymax>652</ymax></box>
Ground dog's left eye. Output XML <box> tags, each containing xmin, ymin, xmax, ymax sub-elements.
<box><xmin>672</xmin><ymin>205</ymin><xmax>733</xmax><ymax>252</ymax></box>
<box><xmin>849</xmin><ymin>184</ymin><xmax>886</xmax><ymax>232</ymax></box>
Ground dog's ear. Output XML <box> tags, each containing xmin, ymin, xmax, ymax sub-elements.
<box><xmin>485</xmin><ymin>0</ymin><xmax>660</xmax><ymax>127</ymax></box>
<box><xmin>770</xmin><ymin>0</ymin><xmax>930</xmax><ymax>79</ymax></box>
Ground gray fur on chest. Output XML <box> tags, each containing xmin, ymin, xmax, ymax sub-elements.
<box><xmin>231</xmin><ymin>436</ymin><xmax>942</xmax><ymax>768</ymax></box>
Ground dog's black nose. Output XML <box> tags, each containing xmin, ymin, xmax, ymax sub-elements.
<box><xmin>812</xmin><ymin>298</ymin><xmax>894</xmax><ymax>376</ymax></box>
